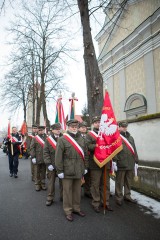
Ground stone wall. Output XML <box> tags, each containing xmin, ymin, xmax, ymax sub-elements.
<box><xmin>132</xmin><ymin>166</ymin><xmax>160</xmax><ymax>200</ymax></box>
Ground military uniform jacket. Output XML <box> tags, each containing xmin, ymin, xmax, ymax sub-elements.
<box><xmin>30</xmin><ymin>133</ymin><xmax>47</xmax><ymax>164</ymax></box>
<box><xmin>55</xmin><ymin>131</ymin><xmax>89</xmax><ymax>179</ymax></box>
<box><xmin>43</xmin><ymin>133</ymin><xmax>63</xmax><ymax>167</ymax></box>
<box><xmin>26</xmin><ymin>132</ymin><xmax>37</xmax><ymax>155</ymax></box>
<box><xmin>113</xmin><ymin>131</ymin><xmax>138</xmax><ymax>170</ymax></box>
<box><xmin>86</xmin><ymin>128</ymin><xmax>110</xmax><ymax>170</ymax></box>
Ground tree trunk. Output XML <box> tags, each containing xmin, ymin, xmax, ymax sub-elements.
<box><xmin>77</xmin><ymin>0</ymin><xmax>104</xmax><ymax>121</ymax></box>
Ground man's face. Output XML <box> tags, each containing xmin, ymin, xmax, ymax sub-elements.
<box><xmin>52</xmin><ymin>128</ymin><xmax>61</xmax><ymax>135</ymax></box>
<box><xmin>79</xmin><ymin>126</ymin><xmax>87</xmax><ymax>134</ymax></box>
<box><xmin>119</xmin><ymin>126</ymin><xmax>127</xmax><ymax>133</ymax></box>
<box><xmin>12</xmin><ymin>127</ymin><xmax>17</xmax><ymax>134</ymax></box>
<box><xmin>93</xmin><ymin>121</ymin><xmax>100</xmax><ymax>129</ymax></box>
<box><xmin>68</xmin><ymin>124</ymin><xmax>78</xmax><ymax>133</ymax></box>
<box><xmin>32</xmin><ymin>127</ymin><xmax>38</xmax><ymax>133</ymax></box>
<box><xmin>38</xmin><ymin>129</ymin><xmax>45</xmax><ymax>134</ymax></box>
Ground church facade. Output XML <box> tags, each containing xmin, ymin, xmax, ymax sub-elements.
<box><xmin>96</xmin><ymin>0</ymin><xmax>160</xmax><ymax>120</ymax></box>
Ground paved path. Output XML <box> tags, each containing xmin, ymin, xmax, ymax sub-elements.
<box><xmin>0</xmin><ymin>150</ymin><xmax>160</xmax><ymax>240</ymax></box>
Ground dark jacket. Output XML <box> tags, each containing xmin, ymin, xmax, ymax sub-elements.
<box><xmin>55</xmin><ymin>131</ymin><xmax>89</xmax><ymax>179</ymax></box>
<box><xmin>113</xmin><ymin>131</ymin><xmax>138</xmax><ymax>170</ymax></box>
<box><xmin>5</xmin><ymin>133</ymin><xmax>22</xmax><ymax>155</ymax></box>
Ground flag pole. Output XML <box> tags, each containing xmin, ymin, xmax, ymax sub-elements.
<box><xmin>103</xmin><ymin>164</ymin><xmax>107</xmax><ymax>215</ymax></box>
<box><xmin>10</xmin><ymin>121</ymin><xmax>14</xmax><ymax>156</ymax></box>
<box><xmin>103</xmin><ymin>87</ymin><xmax>107</xmax><ymax>215</ymax></box>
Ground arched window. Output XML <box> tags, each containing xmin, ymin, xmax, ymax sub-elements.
<box><xmin>124</xmin><ymin>93</ymin><xmax>147</xmax><ymax>117</ymax></box>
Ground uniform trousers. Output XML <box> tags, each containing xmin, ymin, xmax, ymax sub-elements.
<box><xmin>90</xmin><ymin>169</ymin><xmax>110</xmax><ymax>207</ymax></box>
<box><xmin>62</xmin><ymin>178</ymin><xmax>81</xmax><ymax>215</ymax></box>
<box><xmin>34</xmin><ymin>163</ymin><xmax>46</xmax><ymax>188</ymax></box>
<box><xmin>47</xmin><ymin>170</ymin><xmax>63</xmax><ymax>201</ymax></box>
<box><xmin>8</xmin><ymin>153</ymin><xmax>19</xmax><ymax>174</ymax></box>
<box><xmin>83</xmin><ymin>170</ymin><xmax>91</xmax><ymax>195</ymax></box>
<box><xmin>30</xmin><ymin>158</ymin><xmax>35</xmax><ymax>181</ymax></box>
<box><xmin>115</xmin><ymin>170</ymin><xmax>134</xmax><ymax>201</ymax></box>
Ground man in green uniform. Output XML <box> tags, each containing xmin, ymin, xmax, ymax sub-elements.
<box><xmin>25</xmin><ymin>124</ymin><xmax>38</xmax><ymax>181</ymax></box>
<box><xmin>114</xmin><ymin>121</ymin><xmax>139</xmax><ymax>206</ymax></box>
<box><xmin>55</xmin><ymin>119</ymin><xmax>89</xmax><ymax>222</ymax></box>
<box><xmin>44</xmin><ymin>123</ymin><xmax>63</xmax><ymax>206</ymax></box>
<box><xmin>78</xmin><ymin>121</ymin><xmax>92</xmax><ymax>198</ymax></box>
<box><xmin>30</xmin><ymin>126</ymin><xmax>47</xmax><ymax>191</ymax></box>
<box><xmin>86</xmin><ymin>116</ymin><xmax>113</xmax><ymax>213</ymax></box>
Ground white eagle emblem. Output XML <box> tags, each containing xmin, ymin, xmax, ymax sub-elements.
<box><xmin>98</xmin><ymin>114</ymin><xmax>117</xmax><ymax>139</ymax></box>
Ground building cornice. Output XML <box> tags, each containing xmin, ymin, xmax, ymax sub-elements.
<box><xmin>98</xmin><ymin>8</ymin><xmax>160</xmax><ymax>81</ymax></box>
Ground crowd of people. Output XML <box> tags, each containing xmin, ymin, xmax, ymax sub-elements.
<box><xmin>3</xmin><ymin>117</ymin><xmax>139</xmax><ymax>222</ymax></box>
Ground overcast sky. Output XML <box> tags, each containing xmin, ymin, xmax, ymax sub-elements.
<box><xmin>0</xmin><ymin>1</ymin><xmax>105</xmax><ymax>131</ymax></box>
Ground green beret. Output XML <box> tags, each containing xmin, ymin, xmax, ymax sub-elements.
<box><xmin>51</xmin><ymin>123</ymin><xmax>61</xmax><ymax>130</ymax></box>
<box><xmin>67</xmin><ymin>119</ymin><xmax>79</xmax><ymax>126</ymax></box>
<box><xmin>78</xmin><ymin>121</ymin><xmax>87</xmax><ymax>128</ymax></box>
<box><xmin>38</xmin><ymin>126</ymin><xmax>45</xmax><ymax>130</ymax></box>
<box><xmin>118</xmin><ymin>121</ymin><xmax>128</xmax><ymax>127</ymax></box>
<box><xmin>92</xmin><ymin>116</ymin><xmax>101</xmax><ymax>123</ymax></box>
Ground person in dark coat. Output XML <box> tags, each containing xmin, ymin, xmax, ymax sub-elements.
<box><xmin>5</xmin><ymin>127</ymin><xmax>22</xmax><ymax>178</ymax></box>
<box><xmin>55</xmin><ymin>119</ymin><xmax>89</xmax><ymax>222</ymax></box>
<box><xmin>114</xmin><ymin>121</ymin><xmax>139</xmax><ymax>206</ymax></box>
<box><xmin>44</xmin><ymin>123</ymin><xmax>63</xmax><ymax>206</ymax></box>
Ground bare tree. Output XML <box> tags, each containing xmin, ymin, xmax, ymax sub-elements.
<box><xmin>2</xmin><ymin>0</ymin><xmax>70</xmax><ymax>126</ymax></box>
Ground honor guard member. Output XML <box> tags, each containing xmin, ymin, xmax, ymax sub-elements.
<box><xmin>86</xmin><ymin>116</ymin><xmax>113</xmax><ymax>213</ymax></box>
<box><xmin>114</xmin><ymin>121</ymin><xmax>139</xmax><ymax>206</ymax></box>
<box><xmin>5</xmin><ymin>127</ymin><xmax>22</xmax><ymax>178</ymax></box>
<box><xmin>25</xmin><ymin>124</ymin><xmax>38</xmax><ymax>181</ymax></box>
<box><xmin>30</xmin><ymin>126</ymin><xmax>47</xmax><ymax>191</ymax></box>
<box><xmin>78</xmin><ymin>121</ymin><xmax>92</xmax><ymax>199</ymax></box>
<box><xmin>44</xmin><ymin>123</ymin><xmax>63</xmax><ymax>206</ymax></box>
<box><xmin>55</xmin><ymin>119</ymin><xmax>89</xmax><ymax>222</ymax></box>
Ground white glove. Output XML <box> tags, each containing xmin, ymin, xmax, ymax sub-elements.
<box><xmin>84</xmin><ymin>169</ymin><xmax>88</xmax><ymax>175</ymax></box>
<box><xmin>134</xmin><ymin>163</ymin><xmax>138</xmax><ymax>176</ymax></box>
<box><xmin>32</xmin><ymin>158</ymin><xmax>36</xmax><ymax>164</ymax></box>
<box><xmin>48</xmin><ymin>165</ymin><xmax>54</xmax><ymax>171</ymax></box>
<box><xmin>113</xmin><ymin>162</ymin><xmax>117</xmax><ymax>172</ymax></box>
<box><xmin>135</xmin><ymin>163</ymin><xmax>138</xmax><ymax>169</ymax></box>
<box><xmin>58</xmin><ymin>173</ymin><xmax>64</xmax><ymax>179</ymax></box>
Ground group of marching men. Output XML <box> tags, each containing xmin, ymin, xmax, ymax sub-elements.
<box><xmin>4</xmin><ymin>116</ymin><xmax>139</xmax><ymax>222</ymax></box>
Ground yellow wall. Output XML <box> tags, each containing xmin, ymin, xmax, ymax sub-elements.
<box><xmin>113</xmin><ymin>73</ymin><xmax>121</xmax><ymax>119</ymax></box>
<box><xmin>100</xmin><ymin>0</ymin><xmax>160</xmax><ymax>53</ymax></box>
<box><xmin>125</xmin><ymin>58</ymin><xmax>146</xmax><ymax>98</ymax></box>
<box><xmin>153</xmin><ymin>48</ymin><xmax>160</xmax><ymax>111</ymax></box>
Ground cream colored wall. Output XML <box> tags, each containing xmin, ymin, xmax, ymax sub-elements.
<box><xmin>113</xmin><ymin>73</ymin><xmax>121</xmax><ymax>120</ymax></box>
<box><xmin>125</xmin><ymin>58</ymin><xmax>146</xmax><ymax>98</ymax></box>
<box><xmin>100</xmin><ymin>0</ymin><xmax>160</xmax><ymax>52</ymax></box>
<box><xmin>153</xmin><ymin>48</ymin><xmax>160</xmax><ymax>112</ymax></box>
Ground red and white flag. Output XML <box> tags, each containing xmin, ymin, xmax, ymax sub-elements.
<box><xmin>55</xmin><ymin>96</ymin><xmax>66</xmax><ymax>130</ymax></box>
<box><xmin>94</xmin><ymin>91</ymin><xmax>123</xmax><ymax>168</ymax></box>
<box><xmin>7</xmin><ymin>119</ymin><xmax>11</xmax><ymax>138</ymax></box>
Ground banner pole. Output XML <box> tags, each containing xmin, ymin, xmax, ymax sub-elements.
<box><xmin>103</xmin><ymin>164</ymin><xmax>107</xmax><ymax>215</ymax></box>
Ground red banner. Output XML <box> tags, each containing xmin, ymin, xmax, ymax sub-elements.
<box><xmin>94</xmin><ymin>91</ymin><xmax>123</xmax><ymax>168</ymax></box>
<box><xmin>20</xmin><ymin>121</ymin><xmax>27</xmax><ymax>135</ymax></box>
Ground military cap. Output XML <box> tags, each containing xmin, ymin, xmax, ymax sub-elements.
<box><xmin>38</xmin><ymin>126</ymin><xmax>45</xmax><ymax>130</ymax></box>
<box><xmin>78</xmin><ymin>121</ymin><xmax>88</xmax><ymax>128</ymax></box>
<box><xmin>51</xmin><ymin>123</ymin><xmax>61</xmax><ymax>130</ymax></box>
<box><xmin>92</xmin><ymin>116</ymin><xmax>101</xmax><ymax>123</ymax></box>
<box><xmin>118</xmin><ymin>121</ymin><xmax>128</xmax><ymax>127</ymax></box>
<box><xmin>32</xmin><ymin>124</ymin><xmax>38</xmax><ymax>128</ymax></box>
<box><xmin>67</xmin><ymin>119</ymin><xmax>79</xmax><ymax>126</ymax></box>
